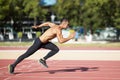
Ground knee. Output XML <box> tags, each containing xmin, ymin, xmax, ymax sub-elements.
<box><xmin>54</xmin><ymin>47</ymin><xmax>59</xmax><ymax>53</ymax></box>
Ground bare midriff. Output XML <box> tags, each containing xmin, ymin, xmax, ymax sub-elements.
<box><xmin>39</xmin><ymin>27</ymin><xmax>57</xmax><ymax>43</ymax></box>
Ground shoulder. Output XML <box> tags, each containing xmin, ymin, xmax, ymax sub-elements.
<box><xmin>55</xmin><ymin>27</ymin><xmax>62</xmax><ymax>34</ymax></box>
<box><xmin>55</xmin><ymin>26</ymin><xmax>60</xmax><ymax>30</ymax></box>
<box><xmin>47</xmin><ymin>22</ymin><xmax>56</xmax><ymax>27</ymax></box>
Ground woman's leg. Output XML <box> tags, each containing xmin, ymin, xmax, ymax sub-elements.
<box><xmin>12</xmin><ymin>38</ymin><xmax>42</xmax><ymax>67</ymax></box>
<box><xmin>39</xmin><ymin>42</ymin><xmax>59</xmax><ymax>68</ymax></box>
<box><xmin>41</xmin><ymin>42</ymin><xmax>59</xmax><ymax>60</ymax></box>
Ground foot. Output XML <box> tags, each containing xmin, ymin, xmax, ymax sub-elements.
<box><xmin>39</xmin><ymin>59</ymin><xmax>48</xmax><ymax>68</ymax></box>
<box><xmin>8</xmin><ymin>64</ymin><xmax>15</xmax><ymax>74</ymax></box>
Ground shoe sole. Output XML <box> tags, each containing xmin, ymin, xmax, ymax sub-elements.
<box><xmin>8</xmin><ymin>64</ymin><xmax>10</xmax><ymax>73</ymax></box>
<box><xmin>8</xmin><ymin>64</ymin><xmax>14</xmax><ymax>74</ymax></box>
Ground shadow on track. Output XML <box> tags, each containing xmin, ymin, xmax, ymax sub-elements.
<box><xmin>15</xmin><ymin>67</ymin><xmax>99</xmax><ymax>74</ymax></box>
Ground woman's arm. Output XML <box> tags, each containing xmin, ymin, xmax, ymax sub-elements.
<box><xmin>32</xmin><ymin>22</ymin><xmax>55</xmax><ymax>29</ymax></box>
<box><xmin>56</xmin><ymin>28</ymin><xmax>75</xmax><ymax>43</ymax></box>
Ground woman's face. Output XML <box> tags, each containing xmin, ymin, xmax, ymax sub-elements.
<box><xmin>61</xmin><ymin>20</ymin><xmax>69</xmax><ymax>29</ymax></box>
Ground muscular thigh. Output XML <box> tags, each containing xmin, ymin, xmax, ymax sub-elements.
<box><xmin>41</xmin><ymin>42</ymin><xmax>59</xmax><ymax>50</ymax></box>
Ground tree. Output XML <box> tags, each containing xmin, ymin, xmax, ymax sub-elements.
<box><xmin>113</xmin><ymin>0</ymin><xmax>120</xmax><ymax>40</ymax></box>
<box><xmin>0</xmin><ymin>0</ymin><xmax>9</xmax><ymax>20</ymax></box>
<box><xmin>53</xmin><ymin>0</ymin><xmax>83</xmax><ymax>26</ymax></box>
<box><xmin>81</xmin><ymin>0</ymin><xmax>109</xmax><ymax>34</ymax></box>
<box><xmin>0</xmin><ymin>0</ymin><xmax>24</xmax><ymax>27</ymax></box>
<box><xmin>0</xmin><ymin>0</ymin><xmax>120</xmax><ymax>41</ymax></box>
<box><xmin>23</xmin><ymin>0</ymin><xmax>47</xmax><ymax>25</ymax></box>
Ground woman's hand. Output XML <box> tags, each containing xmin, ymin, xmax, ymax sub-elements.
<box><xmin>69</xmin><ymin>31</ymin><xmax>75</xmax><ymax>39</ymax></box>
<box><xmin>32</xmin><ymin>26</ymin><xmax>38</xmax><ymax>29</ymax></box>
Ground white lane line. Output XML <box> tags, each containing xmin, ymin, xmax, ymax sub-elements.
<box><xmin>1</xmin><ymin>50</ymin><xmax>120</xmax><ymax>60</ymax></box>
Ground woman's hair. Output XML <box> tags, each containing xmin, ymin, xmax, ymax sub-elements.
<box><xmin>61</xmin><ymin>18</ymin><xmax>68</xmax><ymax>22</ymax></box>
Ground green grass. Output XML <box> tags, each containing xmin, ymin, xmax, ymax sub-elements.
<box><xmin>0</xmin><ymin>41</ymin><xmax>120</xmax><ymax>48</ymax></box>
<box><xmin>0</xmin><ymin>42</ymin><xmax>32</xmax><ymax>47</ymax></box>
<box><xmin>57</xmin><ymin>42</ymin><xmax>120</xmax><ymax>47</ymax></box>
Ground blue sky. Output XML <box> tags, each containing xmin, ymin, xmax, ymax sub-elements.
<box><xmin>40</xmin><ymin>0</ymin><xmax>57</xmax><ymax>6</ymax></box>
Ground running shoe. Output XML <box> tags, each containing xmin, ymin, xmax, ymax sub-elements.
<box><xmin>39</xmin><ymin>59</ymin><xmax>48</xmax><ymax>68</ymax></box>
<box><xmin>8</xmin><ymin>64</ymin><xmax>14</xmax><ymax>74</ymax></box>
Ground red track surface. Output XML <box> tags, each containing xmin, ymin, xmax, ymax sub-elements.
<box><xmin>0</xmin><ymin>60</ymin><xmax>120</xmax><ymax>80</ymax></box>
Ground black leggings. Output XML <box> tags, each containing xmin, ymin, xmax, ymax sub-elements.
<box><xmin>12</xmin><ymin>38</ymin><xmax>59</xmax><ymax>67</ymax></box>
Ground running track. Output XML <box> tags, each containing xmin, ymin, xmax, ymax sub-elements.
<box><xmin>0</xmin><ymin>49</ymin><xmax>120</xmax><ymax>80</ymax></box>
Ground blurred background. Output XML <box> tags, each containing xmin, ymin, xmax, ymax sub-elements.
<box><xmin>0</xmin><ymin>0</ymin><xmax>120</xmax><ymax>43</ymax></box>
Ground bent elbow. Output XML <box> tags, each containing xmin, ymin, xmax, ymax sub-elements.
<box><xmin>59</xmin><ymin>41</ymin><xmax>64</xmax><ymax>44</ymax></box>
<box><xmin>58</xmin><ymin>40</ymin><xmax>64</xmax><ymax>44</ymax></box>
